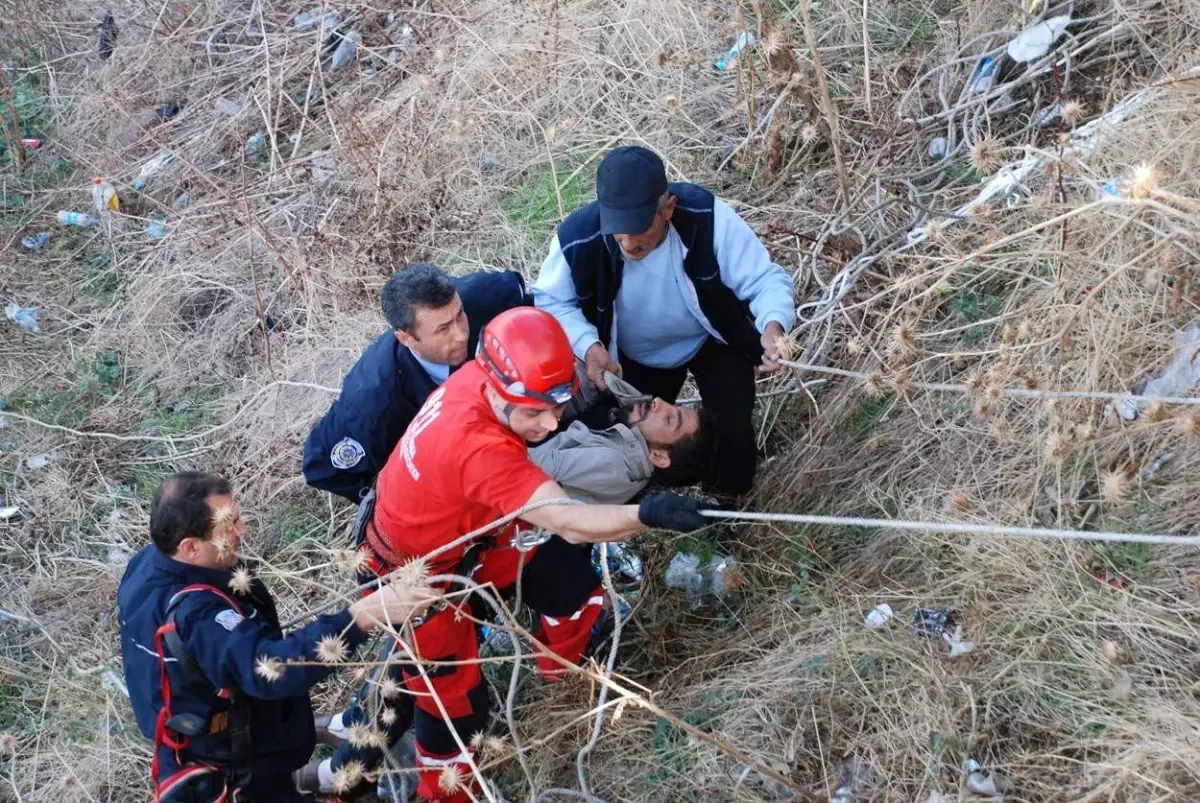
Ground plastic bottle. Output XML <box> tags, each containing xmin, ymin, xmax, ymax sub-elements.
<box><xmin>133</xmin><ymin>150</ymin><xmax>173</xmax><ymax>191</ymax></box>
<box><xmin>714</xmin><ymin>32</ymin><xmax>756</xmax><ymax>71</ymax></box>
<box><xmin>56</xmin><ymin>210</ymin><xmax>99</xmax><ymax>227</ymax></box>
<box><xmin>331</xmin><ymin>31</ymin><xmax>358</xmax><ymax>70</ymax></box>
<box><xmin>92</xmin><ymin>177</ymin><xmax>119</xmax><ymax>215</ymax></box>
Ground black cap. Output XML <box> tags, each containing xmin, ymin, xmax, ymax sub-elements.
<box><xmin>596</xmin><ymin>146</ymin><xmax>668</xmax><ymax>236</ymax></box>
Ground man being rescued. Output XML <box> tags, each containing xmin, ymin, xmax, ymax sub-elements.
<box><xmin>351</xmin><ymin>306</ymin><xmax>709</xmax><ymax>802</ymax></box>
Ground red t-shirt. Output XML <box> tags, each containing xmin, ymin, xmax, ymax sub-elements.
<box><xmin>371</xmin><ymin>361</ymin><xmax>551</xmax><ymax>574</ymax></box>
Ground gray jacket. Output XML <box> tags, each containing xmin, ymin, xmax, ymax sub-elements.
<box><xmin>563</xmin><ymin>368</ymin><xmax>649</xmax><ymax>424</ymax></box>
<box><xmin>529</xmin><ymin>420</ymin><xmax>653</xmax><ymax>505</ymax></box>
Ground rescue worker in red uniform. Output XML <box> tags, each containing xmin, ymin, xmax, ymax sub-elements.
<box><xmin>364</xmin><ymin>306</ymin><xmax>709</xmax><ymax>801</ymax></box>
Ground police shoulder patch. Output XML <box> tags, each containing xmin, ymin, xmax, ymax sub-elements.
<box><xmin>215</xmin><ymin>609</ymin><xmax>245</xmax><ymax>631</ymax></box>
<box><xmin>331</xmin><ymin>437</ymin><xmax>366</xmax><ymax>470</ymax></box>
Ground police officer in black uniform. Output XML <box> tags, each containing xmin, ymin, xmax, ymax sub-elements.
<box><xmin>303</xmin><ymin>264</ymin><xmax>528</xmax><ymax>504</ymax></box>
<box><xmin>117</xmin><ymin>471</ymin><xmax>432</xmax><ymax>802</ymax></box>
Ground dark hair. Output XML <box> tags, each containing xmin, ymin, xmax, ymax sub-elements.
<box><xmin>650</xmin><ymin>407</ymin><xmax>719</xmax><ymax>489</ymax></box>
<box><xmin>381</xmin><ymin>263</ymin><xmax>457</xmax><ymax>333</ymax></box>
<box><xmin>150</xmin><ymin>471</ymin><xmax>232</xmax><ymax>555</ymax></box>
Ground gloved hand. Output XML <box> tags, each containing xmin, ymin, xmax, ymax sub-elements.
<box><xmin>637</xmin><ymin>493</ymin><xmax>708</xmax><ymax>533</ymax></box>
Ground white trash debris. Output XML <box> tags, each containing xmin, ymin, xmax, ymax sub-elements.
<box><xmin>665</xmin><ymin>552</ymin><xmax>740</xmax><ymax>606</ymax></box>
<box><xmin>830</xmin><ymin>755</ymin><xmax>869</xmax><ymax>803</ymax></box>
<box><xmin>0</xmin><ymin>506</ymin><xmax>19</xmax><ymax>521</ymax></box>
<box><xmin>214</xmin><ymin>97</ymin><xmax>242</xmax><ymax>117</ymax></box>
<box><xmin>864</xmin><ymin>603</ymin><xmax>894</xmax><ymax>629</ymax></box>
<box><xmin>943</xmin><ymin>624</ymin><xmax>976</xmax><ymax>658</ymax></box>
<box><xmin>6</xmin><ymin>302</ymin><xmax>39</xmax><ymax>333</ymax></box>
<box><xmin>101</xmin><ymin>669</ymin><xmax>129</xmax><ymax>698</ymax></box>
<box><xmin>928</xmin><ymin>136</ymin><xmax>948</xmax><ymax>159</ymax></box>
<box><xmin>964</xmin><ymin>759</ymin><xmax>1009</xmax><ymax>797</ymax></box>
<box><xmin>25</xmin><ymin>454</ymin><xmax>51</xmax><ymax>471</ymax></box>
<box><xmin>331</xmin><ymin>32</ymin><xmax>358</xmax><ymax>70</ymax></box>
<box><xmin>1007</xmin><ymin>15</ymin><xmax>1072</xmax><ymax>63</ymax></box>
<box><xmin>1112</xmin><ymin>321</ymin><xmax>1200</xmax><ymax>421</ymax></box>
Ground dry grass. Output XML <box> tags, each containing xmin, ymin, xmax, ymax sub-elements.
<box><xmin>3</xmin><ymin>0</ymin><xmax>1200</xmax><ymax>800</ymax></box>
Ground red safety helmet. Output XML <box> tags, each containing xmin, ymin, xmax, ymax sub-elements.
<box><xmin>476</xmin><ymin>307</ymin><xmax>580</xmax><ymax>409</ymax></box>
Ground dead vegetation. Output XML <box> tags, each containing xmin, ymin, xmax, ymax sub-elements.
<box><xmin>3</xmin><ymin>0</ymin><xmax>1200</xmax><ymax>800</ymax></box>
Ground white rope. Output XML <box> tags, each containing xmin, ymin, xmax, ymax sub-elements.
<box><xmin>701</xmin><ymin>509</ymin><xmax>1200</xmax><ymax>546</ymax></box>
<box><xmin>779</xmin><ymin>360</ymin><xmax>1200</xmax><ymax>407</ymax></box>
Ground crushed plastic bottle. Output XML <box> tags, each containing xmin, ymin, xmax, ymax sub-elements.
<box><xmin>714</xmin><ymin>32</ymin><xmax>756</xmax><ymax>71</ymax></box>
<box><xmin>214</xmin><ymin>97</ymin><xmax>242</xmax><ymax>117</ymax></box>
<box><xmin>591</xmin><ymin>542</ymin><xmax>643</xmax><ymax>584</ymax></box>
<box><xmin>665</xmin><ymin>552</ymin><xmax>740</xmax><ymax>606</ymax></box>
<box><xmin>92</xmin><ymin>177</ymin><xmax>120</xmax><ymax>216</ymax></box>
<box><xmin>295</xmin><ymin>9</ymin><xmax>337</xmax><ymax>31</ymax></box>
<box><xmin>1007</xmin><ymin>15</ymin><xmax>1072</xmax><ymax>63</ymax></box>
<box><xmin>969</xmin><ymin>57</ymin><xmax>997</xmax><ymax>94</ymax></box>
<box><xmin>1113</xmin><ymin>321</ymin><xmax>1200</xmax><ymax>420</ymax></box>
<box><xmin>57</xmin><ymin>210</ymin><xmax>98</xmax><ymax>227</ymax></box>
<box><xmin>21</xmin><ymin>232</ymin><xmax>50</xmax><ymax>251</ymax></box>
<box><xmin>145</xmin><ymin>213</ymin><xmax>166</xmax><ymax>240</ymax></box>
<box><xmin>928</xmin><ymin>137</ymin><xmax>948</xmax><ymax>159</ymax></box>
<box><xmin>133</xmin><ymin>150</ymin><xmax>173</xmax><ymax>191</ymax></box>
<box><xmin>331</xmin><ymin>31</ymin><xmax>358</xmax><ymax>70</ymax></box>
<box><xmin>5</xmin><ymin>303</ymin><xmax>39</xmax><ymax>333</ymax></box>
<box><xmin>246</xmin><ymin>132</ymin><xmax>267</xmax><ymax>155</ymax></box>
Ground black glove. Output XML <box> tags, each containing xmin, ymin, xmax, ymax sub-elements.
<box><xmin>637</xmin><ymin>493</ymin><xmax>708</xmax><ymax>533</ymax></box>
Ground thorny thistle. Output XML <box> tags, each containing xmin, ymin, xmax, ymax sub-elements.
<box><xmin>1044</xmin><ymin>433</ymin><xmax>1073</xmax><ymax>462</ymax></box>
<box><xmin>316</xmin><ymin>635</ymin><xmax>349</xmax><ymax>664</ymax></box>
<box><xmin>378</xmin><ymin>676</ymin><xmax>403</xmax><ymax>699</ymax></box>
<box><xmin>229</xmin><ymin>567</ymin><xmax>252</xmax><ymax>596</ymax></box>
<box><xmin>1062</xmin><ymin>100</ymin><xmax>1087</xmax><ymax>126</ymax></box>
<box><xmin>1146</xmin><ymin>401</ymin><xmax>1170</xmax><ymax>423</ymax></box>
<box><xmin>213</xmin><ymin>534</ymin><xmax>234</xmax><ymax>559</ymax></box>
<box><xmin>887</xmin><ymin>321</ymin><xmax>918</xmax><ymax>361</ymax></box>
<box><xmin>800</xmin><ymin>123</ymin><xmax>820</xmax><ymax>145</ymax></box>
<box><xmin>337</xmin><ymin>548</ymin><xmax>372</xmax><ymax>578</ymax></box>
<box><xmin>1173</xmin><ymin>411</ymin><xmax>1200</xmax><ymax>438</ymax></box>
<box><xmin>348</xmin><ymin>725</ymin><xmax>386</xmax><ymax>749</ymax></box>
<box><xmin>864</xmin><ymin>371</ymin><xmax>887</xmax><ymax>397</ymax></box>
<box><xmin>1101</xmin><ymin>470</ymin><xmax>1133</xmax><ymax>504</ymax></box>
<box><xmin>395</xmin><ymin>557</ymin><xmax>429</xmax><ymax>590</ymax></box>
<box><xmin>332</xmin><ymin>760</ymin><xmax>366</xmax><ymax>794</ymax></box>
<box><xmin>844</xmin><ymin>336</ymin><xmax>865</xmax><ymax>357</ymax></box>
<box><xmin>438</xmin><ymin>764</ymin><xmax>466</xmax><ymax>794</ymax></box>
<box><xmin>969</xmin><ymin>137</ymin><xmax>1003</xmax><ymax>173</ymax></box>
<box><xmin>0</xmin><ymin>733</ymin><xmax>15</xmax><ymax>757</ymax></box>
<box><xmin>379</xmin><ymin>706</ymin><xmax>397</xmax><ymax>727</ymax></box>
<box><xmin>255</xmin><ymin>656</ymin><xmax>284</xmax><ymax>682</ymax></box>
<box><xmin>889</xmin><ymin>369</ymin><xmax>912</xmax><ymax>396</ymax></box>
<box><xmin>949</xmin><ymin>492</ymin><xmax>971</xmax><ymax>515</ymax></box>
<box><xmin>1125</xmin><ymin>163</ymin><xmax>1158</xmax><ymax>199</ymax></box>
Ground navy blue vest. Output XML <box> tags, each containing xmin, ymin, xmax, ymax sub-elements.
<box><xmin>556</xmin><ymin>183</ymin><xmax>763</xmax><ymax>363</ymax></box>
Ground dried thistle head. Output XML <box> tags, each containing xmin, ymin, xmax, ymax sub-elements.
<box><xmin>1062</xmin><ymin>100</ymin><xmax>1087</xmax><ymax>126</ymax></box>
<box><xmin>1101</xmin><ymin>640</ymin><xmax>1129</xmax><ymax>664</ymax></box>
<box><xmin>1100</xmin><ymin>470</ymin><xmax>1133</xmax><ymax>504</ymax></box>
<box><xmin>229</xmin><ymin>566</ymin><xmax>252</xmax><ymax>596</ymax></box>
<box><xmin>965</xmin><ymin>371</ymin><xmax>988</xmax><ymax>397</ymax></box>
<box><xmin>337</xmin><ymin>548</ymin><xmax>372</xmax><ymax>578</ymax></box>
<box><xmin>482</xmin><ymin>735</ymin><xmax>508</xmax><ymax>762</ymax></box>
<box><xmin>438</xmin><ymin>764</ymin><xmax>465</xmax><ymax>795</ymax></box>
<box><xmin>255</xmin><ymin>656</ymin><xmax>284</xmax><ymax>682</ymax></box>
<box><xmin>379</xmin><ymin>707</ymin><xmax>397</xmax><ymax>727</ymax></box>
<box><xmin>470</xmin><ymin>731</ymin><xmax>486</xmax><ymax>752</ymax></box>
<box><xmin>990</xmin><ymin>418</ymin><xmax>1013</xmax><ymax>441</ymax></box>
<box><xmin>1001</xmin><ymin>324</ymin><xmax>1018</xmax><ymax>344</ymax></box>
<box><xmin>395</xmin><ymin>557</ymin><xmax>429</xmax><ymax>589</ymax></box>
<box><xmin>348</xmin><ymin>725</ymin><xmax>386</xmax><ymax>749</ymax></box>
<box><xmin>800</xmin><ymin>122</ymin><xmax>820</xmax><ymax>145</ymax></box>
<box><xmin>332</xmin><ymin>760</ymin><xmax>366</xmax><ymax>794</ymax></box>
<box><xmin>1173</xmin><ymin>410</ymin><xmax>1200</xmax><ymax>437</ymax></box>
<box><xmin>378</xmin><ymin>677</ymin><xmax>402</xmax><ymax>699</ymax></box>
<box><xmin>966</xmin><ymin>202</ymin><xmax>995</xmax><ymax>220</ymax></box>
<box><xmin>864</xmin><ymin>371</ymin><xmax>887</xmax><ymax>398</ymax></box>
<box><xmin>1073</xmin><ymin>422</ymin><xmax>1095</xmax><ymax>442</ymax></box>
<box><xmin>845</xmin><ymin>336</ymin><xmax>865</xmax><ymax>357</ymax></box>
<box><xmin>211</xmin><ymin>503</ymin><xmax>236</xmax><ymax>529</ymax></box>
<box><xmin>773</xmin><ymin>334</ymin><xmax>797</xmax><ymax>363</ymax></box>
<box><xmin>888</xmin><ymin>321</ymin><xmax>918</xmax><ymax>361</ymax></box>
<box><xmin>969</xmin><ymin>137</ymin><xmax>1003</xmax><ymax>173</ymax></box>
<box><xmin>890</xmin><ymin>369</ymin><xmax>912</xmax><ymax>395</ymax></box>
<box><xmin>0</xmin><ymin>733</ymin><xmax>15</xmax><ymax>757</ymax></box>
<box><xmin>1044</xmin><ymin>433</ymin><xmax>1073</xmax><ymax>462</ymax></box>
<box><xmin>315</xmin><ymin>635</ymin><xmax>349</xmax><ymax>664</ymax></box>
<box><xmin>1124</xmin><ymin>163</ymin><xmax>1157</xmax><ymax>199</ymax></box>
<box><xmin>949</xmin><ymin>492</ymin><xmax>971</xmax><ymax>515</ymax></box>
<box><xmin>1146</xmin><ymin>401</ymin><xmax>1170</xmax><ymax>422</ymax></box>
<box><xmin>212</xmin><ymin>533</ymin><xmax>234</xmax><ymax>559</ymax></box>
<box><xmin>1016</xmin><ymin>319</ymin><xmax>1033</xmax><ymax>341</ymax></box>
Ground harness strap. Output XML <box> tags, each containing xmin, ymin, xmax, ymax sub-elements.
<box><xmin>151</xmin><ymin>584</ymin><xmax>250</xmax><ymax>802</ymax></box>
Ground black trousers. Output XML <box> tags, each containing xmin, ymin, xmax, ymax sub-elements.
<box><xmin>619</xmin><ymin>337</ymin><xmax>757</xmax><ymax>496</ymax></box>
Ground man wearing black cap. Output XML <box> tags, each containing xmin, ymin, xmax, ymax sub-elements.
<box><xmin>533</xmin><ymin>146</ymin><xmax>795</xmax><ymax>497</ymax></box>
